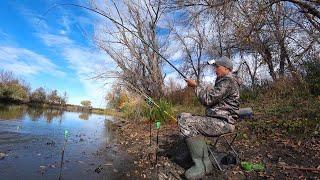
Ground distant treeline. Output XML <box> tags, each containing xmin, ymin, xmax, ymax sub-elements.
<box><xmin>0</xmin><ymin>70</ymin><xmax>67</xmax><ymax>105</ymax></box>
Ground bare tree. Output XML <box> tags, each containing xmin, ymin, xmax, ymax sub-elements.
<box><xmin>237</xmin><ymin>54</ymin><xmax>263</xmax><ymax>87</ymax></box>
<box><xmin>168</xmin><ymin>0</ymin><xmax>319</xmax><ymax>83</ymax></box>
<box><xmin>173</xmin><ymin>16</ymin><xmax>208</xmax><ymax>85</ymax></box>
<box><xmin>93</xmin><ymin>0</ymin><xmax>169</xmax><ymax>98</ymax></box>
<box><xmin>271</xmin><ymin>0</ymin><xmax>320</xmax><ymax>30</ymax></box>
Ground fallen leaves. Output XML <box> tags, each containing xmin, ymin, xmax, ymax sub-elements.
<box><xmin>115</xmin><ymin>118</ymin><xmax>320</xmax><ymax>179</ymax></box>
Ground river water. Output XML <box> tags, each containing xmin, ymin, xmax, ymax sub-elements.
<box><xmin>0</xmin><ymin>104</ymin><xmax>133</xmax><ymax>180</ymax></box>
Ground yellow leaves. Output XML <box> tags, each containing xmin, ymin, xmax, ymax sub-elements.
<box><xmin>245</xmin><ymin>36</ymin><xmax>251</xmax><ymax>43</ymax></box>
<box><xmin>117</xmin><ymin>92</ymin><xmax>128</xmax><ymax>109</ymax></box>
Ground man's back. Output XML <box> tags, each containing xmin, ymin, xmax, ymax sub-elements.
<box><xmin>195</xmin><ymin>73</ymin><xmax>240</xmax><ymax>124</ymax></box>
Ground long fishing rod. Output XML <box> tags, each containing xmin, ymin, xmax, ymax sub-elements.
<box><xmin>43</xmin><ymin>3</ymin><xmax>187</xmax><ymax>79</ymax></box>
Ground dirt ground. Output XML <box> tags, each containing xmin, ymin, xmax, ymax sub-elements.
<box><xmin>112</xmin><ymin>118</ymin><xmax>320</xmax><ymax>180</ymax></box>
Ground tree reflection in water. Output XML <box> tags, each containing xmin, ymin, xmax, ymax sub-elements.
<box><xmin>27</xmin><ymin>107</ymin><xmax>44</xmax><ymax>121</ymax></box>
<box><xmin>0</xmin><ymin>104</ymin><xmax>64</xmax><ymax>123</ymax></box>
<box><xmin>43</xmin><ymin>108</ymin><xmax>63</xmax><ymax>123</ymax></box>
<box><xmin>0</xmin><ymin>104</ymin><xmax>27</xmax><ymax>120</ymax></box>
<box><xmin>0</xmin><ymin>104</ymin><xmax>101</xmax><ymax>123</ymax></box>
<box><xmin>78</xmin><ymin>113</ymin><xmax>89</xmax><ymax>120</ymax></box>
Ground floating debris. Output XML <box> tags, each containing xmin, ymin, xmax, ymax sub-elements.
<box><xmin>39</xmin><ymin>166</ymin><xmax>46</xmax><ymax>174</ymax></box>
<box><xmin>0</xmin><ymin>152</ymin><xmax>7</xmax><ymax>160</ymax></box>
<box><xmin>16</xmin><ymin>125</ymin><xmax>22</xmax><ymax>131</ymax></box>
<box><xmin>77</xmin><ymin>161</ymin><xmax>85</xmax><ymax>164</ymax></box>
<box><xmin>46</xmin><ymin>140</ymin><xmax>56</xmax><ymax>146</ymax></box>
<box><xmin>94</xmin><ymin>165</ymin><xmax>103</xmax><ymax>173</ymax></box>
<box><xmin>104</xmin><ymin>161</ymin><xmax>113</xmax><ymax>166</ymax></box>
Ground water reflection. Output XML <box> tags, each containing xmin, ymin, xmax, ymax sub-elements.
<box><xmin>43</xmin><ymin>109</ymin><xmax>63</xmax><ymax>123</ymax></box>
<box><xmin>0</xmin><ymin>104</ymin><xmax>27</xmax><ymax>120</ymax></box>
<box><xmin>0</xmin><ymin>104</ymin><xmax>129</xmax><ymax>180</ymax></box>
<box><xmin>0</xmin><ymin>104</ymin><xmax>94</xmax><ymax>123</ymax></box>
<box><xmin>104</xmin><ymin>120</ymin><xmax>114</xmax><ymax>144</ymax></box>
<box><xmin>78</xmin><ymin>112</ymin><xmax>89</xmax><ymax>120</ymax></box>
<box><xmin>27</xmin><ymin>107</ymin><xmax>45</xmax><ymax>121</ymax></box>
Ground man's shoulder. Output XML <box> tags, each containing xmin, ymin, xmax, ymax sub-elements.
<box><xmin>218</xmin><ymin>74</ymin><xmax>240</xmax><ymax>89</ymax></box>
<box><xmin>218</xmin><ymin>74</ymin><xmax>236</xmax><ymax>84</ymax></box>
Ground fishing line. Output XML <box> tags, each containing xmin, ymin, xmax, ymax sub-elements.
<box><xmin>42</xmin><ymin>3</ymin><xmax>187</xmax><ymax>79</ymax></box>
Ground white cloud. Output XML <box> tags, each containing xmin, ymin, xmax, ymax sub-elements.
<box><xmin>0</xmin><ymin>29</ymin><xmax>9</xmax><ymax>40</ymax></box>
<box><xmin>11</xmin><ymin>2</ymin><xmax>115</xmax><ymax>108</ymax></box>
<box><xmin>59</xmin><ymin>30</ymin><xmax>67</xmax><ymax>35</ymax></box>
<box><xmin>36</xmin><ymin>33</ymin><xmax>74</xmax><ymax>46</ymax></box>
<box><xmin>61</xmin><ymin>15</ymin><xmax>71</xmax><ymax>33</ymax></box>
<box><xmin>202</xmin><ymin>74</ymin><xmax>215</xmax><ymax>83</ymax></box>
<box><xmin>0</xmin><ymin>46</ymin><xmax>65</xmax><ymax>77</ymax></box>
<box><xmin>16</xmin><ymin>5</ymin><xmax>50</xmax><ymax>33</ymax></box>
<box><xmin>165</xmin><ymin>40</ymin><xmax>183</xmax><ymax>62</ymax></box>
<box><xmin>61</xmin><ymin>46</ymin><xmax>115</xmax><ymax>108</ymax></box>
<box><xmin>164</xmin><ymin>71</ymin><xmax>186</xmax><ymax>88</ymax></box>
<box><xmin>35</xmin><ymin>31</ymin><xmax>115</xmax><ymax>108</ymax></box>
<box><xmin>0</xmin><ymin>29</ymin><xmax>17</xmax><ymax>46</ymax></box>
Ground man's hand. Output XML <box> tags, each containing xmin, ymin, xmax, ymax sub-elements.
<box><xmin>185</xmin><ymin>79</ymin><xmax>197</xmax><ymax>87</ymax></box>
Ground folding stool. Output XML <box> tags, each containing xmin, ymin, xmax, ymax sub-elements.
<box><xmin>206</xmin><ymin>132</ymin><xmax>239</xmax><ymax>171</ymax></box>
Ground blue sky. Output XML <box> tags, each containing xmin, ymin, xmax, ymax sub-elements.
<box><xmin>0</xmin><ymin>0</ymin><xmax>115</xmax><ymax>108</ymax></box>
<box><xmin>0</xmin><ymin>0</ymin><xmax>225</xmax><ymax>108</ymax></box>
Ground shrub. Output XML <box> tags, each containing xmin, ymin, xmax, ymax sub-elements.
<box><xmin>165</xmin><ymin>87</ymin><xmax>200</xmax><ymax>106</ymax></box>
<box><xmin>304</xmin><ymin>60</ymin><xmax>320</xmax><ymax>96</ymax></box>
<box><xmin>240</xmin><ymin>87</ymin><xmax>259</xmax><ymax>102</ymax></box>
<box><xmin>143</xmin><ymin>99</ymin><xmax>174</xmax><ymax>123</ymax></box>
<box><xmin>120</xmin><ymin>97</ymin><xmax>144</xmax><ymax>120</ymax></box>
<box><xmin>0</xmin><ymin>83</ymin><xmax>29</xmax><ymax>102</ymax></box>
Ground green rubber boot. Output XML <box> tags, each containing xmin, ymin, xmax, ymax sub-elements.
<box><xmin>185</xmin><ymin>136</ymin><xmax>213</xmax><ymax>180</ymax></box>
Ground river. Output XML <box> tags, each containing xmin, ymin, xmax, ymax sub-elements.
<box><xmin>0</xmin><ymin>104</ymin><xmax>133</xmax><ymax>180</ymax></box>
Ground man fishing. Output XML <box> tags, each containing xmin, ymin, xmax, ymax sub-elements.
<box><xmin>178</xmin><ymin>56</ymin><xmax>240</xmax><ymax>179</ymax></box>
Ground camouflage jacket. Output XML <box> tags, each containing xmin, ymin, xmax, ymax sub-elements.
<box><xmin>195</xmin><ymin>73</ymin><xmax>240</xmax><ymax>124</ymax></box>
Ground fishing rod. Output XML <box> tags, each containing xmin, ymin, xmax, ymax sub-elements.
<box><xmin>43</xmin><ymin>3</ymin><xmax>187</xmax><ymax>80</ymax></box>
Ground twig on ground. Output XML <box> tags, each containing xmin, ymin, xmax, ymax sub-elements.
<box><xmin>280</xmin><ymin>165</ymin><xmax>320</xmax><ymax>173</ymax></box>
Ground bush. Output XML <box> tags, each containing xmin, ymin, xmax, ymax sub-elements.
<box><xmin>106</xmin><ymin>87</ymin><xmax>129</xmax><ymax>109</ymax></box>
<box><xmin>143</xmin><ymin>99</ymin><xmax>174</xmax><ymax>123</ymax></box>
<box><xmin>304</xmin><ymin>60</ymin><xmax>320</xmax><ymax>96</ymax></box>
<box><xmin>240</xmin><ymin>87</ymin><xmax>259</xmax><ymax>102</ymax></box>
<box><xmin>30</xmin><ymin>87</ymin><xmax>46</xmax><ymax>103</ymax></box>
<box><xmin>0</xmin><ymin>83</ymin><xmax>29</xmax><ymax>102</ymax></box>
<box><xmin>165</xmin><ymin>87</ymin><xmax>200</xmax><ymax>106</ymax></box>
<box><xmin>120</xmin><ymin>97</ymin><xmax>144</xmax><ymax>120</ymax></box>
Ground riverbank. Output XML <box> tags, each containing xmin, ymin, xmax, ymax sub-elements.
<box><xmin>113</xmin><ymin>117</ymin><xmax>320</xmax><ymax>179</ymax></box>
<box><xmin>0</xmin><ymin>100</ymin><xmax>106</xmax><ymax>115</ymax></box>
<box><xmin>111</xmin><ymin>85</ymin><xmax>320</xmax><ymax>179</ymax></box>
